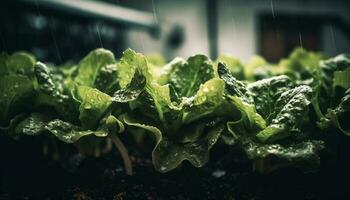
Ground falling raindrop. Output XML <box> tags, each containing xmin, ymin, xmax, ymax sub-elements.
<box><xmin>299</xmin><ymin>31</ymin><xmax>303</xmax><ymax>49</ymax></box>
<box><xmin>138</xmin><ymin>33</ymin><xmax>146</xmax><ymax>53</ymax></box>
<box><xmin>231</xmin><ymin>16</ymin><xmax>237</xmax><ymax>44</ymax></box>
<box><xmin>0</xmin><ymin>30</ymin><xmax>7</xmax><ymax>52</ymax></box>
<box><xmin>49</xmin><ymin>17</ymin><xmax>62</xmax><ymax>63</ymax></box>
<box><xmin>270</xmin><ymin>0</ymin><xmax>275</xmax><ymax>18</ymax></box>
<box><xmin>34</xmin><ymin>0</ymin><xmax>41</xmax><ymax>15</ymax></box>
<box><xmin>151</xmin><ymin>0</ymin><xmax>158</xmax><ymax>24</ymax></box>
<box><xmin>330</xmin><ymin>25</ymin><xmax>337</xmax><ymax>52</ymax></box>
<box><xmin>96</xmin><ymin>23</ymin><xmax>104</xmax><ymax>48</ymax></box>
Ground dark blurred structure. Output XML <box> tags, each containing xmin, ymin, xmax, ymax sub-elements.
<box><xmin>259</xmin><ymin>13</ymin><xmax>350</xmax><ymax>62</ymax></box>
<box><xmin>0</xmin><ymin>0</ymin><xmax>350</xmax><ymax>63</ymax></box>
<box><xmin>0</xmin><ymin>0</ymin><xmax>159</xmax><ymax>63</ymax></box>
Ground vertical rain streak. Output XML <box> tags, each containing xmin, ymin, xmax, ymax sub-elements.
<box><xmin>0</xmin><ymin>30</ymin><xmax>7</xmax><ymax>52</ymax></box>
<box><xmin>151</xmin><ymin>0</ymin><xmax>158</xmax><ymax>25</ymax></box>
<box><xmin>96</xmin><ymin>23</ymin><xmax>104</xmax><ymax>48</ymax></box>
<box><xmin>34</xmin><ymin>0</ymin><xmax>62</xmax><ymax>63</ymax></box>
<box><xmin>329</xmin><ymin>25</ymin><xmax>337</xmax><ymax>52</ymax></box>
<box><xmin>299</xmin><ymin>32</ymin><xmax>303</xmax><ymax>49</ymax></box>
<box><xmin>226</xmin><ymin>0</ymin><xmax>237</xmax><ymax>50</ymax></box>
<box><xmin>270</xmin><ymin>0</ymin><xmax>275</xmax><ymax>18</ymax></box>
<box><xmin>49</xmin><ymin>16</ymin><xmax>62</xmax><ymax>63</ymax></box>
<box><xmin>138</xmin><ymin>32</ymin><xmax>146</xmax><ymax>53</ymax></box>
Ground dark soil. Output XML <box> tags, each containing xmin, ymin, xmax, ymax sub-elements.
<box><xmin>1</xmin><ymin>134</ymin><xmax>350</xmax><ymax>200</ymax></box>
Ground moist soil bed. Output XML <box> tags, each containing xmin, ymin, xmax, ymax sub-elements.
<box><xmin>1</xmin><ymin>134</ymin><xmax>350</xmax><ymax>200</ymax></box>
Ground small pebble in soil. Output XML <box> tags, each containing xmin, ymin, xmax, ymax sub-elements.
<box><xmin>212</xmin><ymin>169</ymin><xmax>226</xmax><ymax>178</ymax></box>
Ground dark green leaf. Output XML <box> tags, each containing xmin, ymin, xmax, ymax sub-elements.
<box><xmin>256</xmin><ymin>85</ymin><xmax>312</xmax><ymax>143</ymax></box>
<box><xmin>319</xmin><ymin>89</ymin><xmax>350</xmax><ymax>135</ymax></box>
<box><xmin>247</xmin><ymin>75</ymin><xmax>293</xmax><ymax>118</ymax></box>
<box><xmin>218</xmin><ymin>62</ymin><xmax>253</xmax><ymax>104</ymax></box>
<box><xmin>112</xmin><ymin>70</ymin><xmax>146</xmax><ymax>103</ymax></box>
<box><xmin>244</xmin><ymin>139</ymin><xmax>324</xmax><ymax>172</ymax></box>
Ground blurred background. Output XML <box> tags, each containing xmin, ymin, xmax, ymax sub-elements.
<box><xmin>1</xmin><ymin>0</ymin><xmax>350</xmax><ymax>64</ymax></box>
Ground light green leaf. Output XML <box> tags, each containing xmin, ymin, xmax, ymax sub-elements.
<box><xmin>6</xmin><ymin>52</ymin><xmax>36</xmax><ymax>76</ymax></box>
<box><xmin>117</xmin><ymin>48</ymin><xmax>150</xmax><ymax>88</ymax></box>
<box><xmin>182</xmin><ymin>78</ymin><xmax>226</xmax><ymax>123</ymax></box>
<box><xmin>228</xmin><ymin>96</ymin><xmax>266</xmax><ymax>132</ymax></box>
<box><xmin>215</xmin><ymin>55</ymin><xmax>244</xmax><ymax>80</ymax></box>
<box><xmin>112</xmin><ymin>70</ymin><xmax>146</xmax><ymax>103</ymax></box>
<box><xmin>75</xmin><ymin>86</ymin><xmax>112</xmax><ymax>129</ymax></box>
<box><xmin>74</xmin><ymin>48</ymin><xmax>115</xmax><ymax>87</ymax></box>
<box><xmin>333</xmin><ymin>70</ymin><xmax>350</xmax><ymax>89</ymax></box>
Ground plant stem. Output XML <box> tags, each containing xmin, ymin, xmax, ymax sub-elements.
<box><xmin>110</xmin><ymin>133</ymin><xmax>133</xmax><ymax>175</ymax></box>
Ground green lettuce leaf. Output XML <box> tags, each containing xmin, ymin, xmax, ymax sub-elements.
<box><xmin>121</xmin><ymin>51</ymin><xmax>228</xmax><ymax>172</ymax></box>
<box><xmin>14</xmin><ymin>113</ymin><xmax>116</xmax><ymax>143</ymax></box>
<box><xmin>215</xmin><ymin>55</ymin><xmax>245</xmax><ymax>80</ymax></box>
<box><xmin>217</xmin><ymin>62</ymin><xmax>253</xmax><ymax>104</ymax></box>
<box><xmin>333</xmin><ymin>69</ymin><xmax>350</xmax><ymax>89</ymax></box>
<box><xmin>74</xmin><ymin>48</ymin><xmax>116</xmax><ymax>89</ymax></box>
<box><xmin>117</xmin><ymin>48</ymin><xmax>150</xmax><ymax>88</ymax></box>
<box><xmin>5</xmin><ymin>52</ymin><xmax>36</xmax><ymax>76</ymax></box>
<box><xmin>112</xmin><ymin>69</ymin><xmax>146</xmax><ymax>103</ymax></box>
<box><xmin>123</xmin><ymin>114</ymin><xmax>224</xmax><ymax>172</ymax></box>
<box><xmin>0</xmin><ymin>75</ymin><xmax>35</xmax><ymax>126</ymax></box>
<box><xmin>255</xmin><ymin>85</ymin><xmax>313</xmax><ymax>143</ymax></box>
<box><xmin>2</xmin><ymin>47</ymin><xmax>340</xmax><ymax>174</ymax></box>
<box><xmin>247</xmin><ymin>75</ymin><xmax>293</xmax><ymax>118</ymax></box>
<box><xmin>182</xmin><ymin>78</ymin><xmax>225</xmax><ymax>123</ymax></box>
<box><xmin>217</xmin><ymin>62</ymin><xmax>266</xmax><ymax>133</ymax></box>
<box><xmin>74</xmin><ymin>86</ymin><xmax>112</xmax><ymax>129</ymax></box>
<box><xmin>167</xmin><ymin>54</ymin><xmax>214</xmax><ymax>97</ymax></box>
<box><xmin>245</xmin><ymin>55</ymin><xmax>268</xmax><ymax>81</ymax></box>
<box><xmin>278</xmin><ymin>48</ymin><xmax>325</xmax><ymax>73</ymax></box>
<box><xmin>311</xmin><ymin>54</ymin><xmax>350</xmax><ymax>130</ymax></box>
<box><xmin>34</xmin><ymin>62</ymin><xmax>80</xmax><ymax>123</ymax></box>
<box><xmin>218</xmin><ymin>61</ymin><xmax>321</xmax><ymax>171</ymax></box>
<box><xmin>245</xmin><ymin>139</ymin><xmax>324</xmax><ymax>173</ymax></box>
<box><xmin>319</xmin><ymin>89</ymin><xmax>350</xmax><ymax>135</ymax></box>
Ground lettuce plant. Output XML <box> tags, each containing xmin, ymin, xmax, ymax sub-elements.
<box><xmin>1</xmin><ymin>47</ymin><xmax>349</xmax><ymax>174</ymax></box>
<box><xmin>0</xmin><ymin>49</ymin><xmax>146</xmax><ymax>175</ymax></box>
<box><xmin>121</xmin><ymin>50</ymin><xmax>227</xmax><ymax>172</ymax></box>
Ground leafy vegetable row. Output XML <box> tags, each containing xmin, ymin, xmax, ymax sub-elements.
<box><xmin>0</xmin><ymin>48</ymin><xmax>349</xmax><ymax>174</ymax></box>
